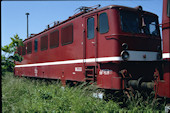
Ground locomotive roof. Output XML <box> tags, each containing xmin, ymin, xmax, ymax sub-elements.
<box><xmin>23</xmin><ymin>5</ymin><xmax>158</xmax><ymax>42</ymax></box>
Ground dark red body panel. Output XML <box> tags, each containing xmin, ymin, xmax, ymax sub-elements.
<box><xmin>158</xmin><ymin>0</ymin><xmax>170</xmax><ymax>98</ymax></box>
<box><xmin>15</xmin><ymin>5</ymin><xmax>164</xmax><ymax>92</ymax></box>
<box><xmin>162</xmin><ymin>0</ymin><xmax>170</xmax><ymax>57</ymax></box>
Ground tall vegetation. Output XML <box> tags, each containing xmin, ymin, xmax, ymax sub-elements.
<box><xmin>2</xmin><ymin>73</ymin><xmax>120</xmax><ymax>112</ymax></box>
<box><xmin>2</xmin><ymin>73</ymin><xmax>165</xmax><ymax>112</ymax></box>
<box><xmin>1</xmin><ymin>34</ymin><xmax>23</xmax><ymax>74</ymax></box>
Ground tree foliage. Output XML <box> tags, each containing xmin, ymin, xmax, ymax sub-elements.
<box><xmin>1</xmin><ymin>34</ymin><xmax>24</xmax><ymax>74</ymax></box>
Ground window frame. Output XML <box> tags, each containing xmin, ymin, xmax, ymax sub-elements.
<box><xmin>34</xmin><ymin>39</ymin><xmax>38</xmax><ymax>52</ymax></box>
<box><xmin>61</xmin><ymin>23</ymin><xmax>73</xmax><ymax>46</ymax></box>
<box><xmin>119</xmin><ymin>10</ymin><xmax>140</xmax><ymax>34</ymax></box>
<box><xmin>27</xmin><ymin>41</ymin><xmax>32</xmax><ymax>54</ymax></box>
<box><xmin>167</xmin><ymin>0</ymin><xmax>170</xmax><ymax>17</ymax></box>
<box><xmin>50</xmin><ymin>29</ymin><xmax>59</xmax><ymax>49</ymax></box>
<box><xmin>40</xmin><ymin>34</ymin><xmax>48</xmax><ymax>51</ymax></box>
<box><xmin>22</xmin><ymin>44</ymin><xmax>26</xmax><ymax>56</ymax></box>
<box><xmin>143</xmin><ymin>14</ymin><xmax>160</xmax><ymax>36</ymax></box>
<box><xmin>87</xmin><ymin>17</ymin><xmax>95</xmax><ymax>39</ymax></box>
<box><xmin>99</xmin><ymin>12</ymin><xmax>109</xmax><ymax>34</ymax></box>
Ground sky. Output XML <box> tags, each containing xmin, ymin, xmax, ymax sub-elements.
<box><xmin>1</xmin><ymin>0</ymin><xmax>163</xmax><ymax>48</ymax></box>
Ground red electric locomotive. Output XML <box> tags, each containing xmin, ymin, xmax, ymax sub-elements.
<box><xmin>15</xmin><ymin>5</ymin><xmax>162</xmax><ymax>94</ymax></box>
<box><xmin>158</xmin><ymin>0</ymin><xmax>170</xmax><ymax>98</ymax></box>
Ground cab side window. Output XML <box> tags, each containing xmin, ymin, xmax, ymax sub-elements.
<box><xmin>87</xmin><ymin>17</ymin><xmax>94</xmax><ymax>39</ymax></box>
<box><xmin>99</xmin><ymin>12</ymin><xmax>109</xmax><ymax>34</ymax></box>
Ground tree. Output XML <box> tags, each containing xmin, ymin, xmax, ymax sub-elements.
<box><xmin>1</xmin><ymin>34</ymin><xmax>24</xmax><ymax>74</ymax></box>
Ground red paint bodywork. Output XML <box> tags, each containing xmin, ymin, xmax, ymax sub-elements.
<box><xmin>15</xmin><ymin>5</ymin><xmax>163</xmax><ymax>93</ymax></box>
<box><xmin>158</xmin><ymin>0</ymin><xmax>170</xmax><ymax>98</ymax></box>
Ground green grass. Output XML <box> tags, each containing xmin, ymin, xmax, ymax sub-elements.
<box><xmin>2</xmin><ymin>72</ymin><xmax>165</xmax><ymax>113</ymax></box>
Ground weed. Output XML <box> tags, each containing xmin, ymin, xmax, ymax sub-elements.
<box><xmin>2</xmin><ymin>72</ymin><xmax>165</xmax><ymax>112</ymax></box>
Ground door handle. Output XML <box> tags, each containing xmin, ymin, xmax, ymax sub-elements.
<box><xmin>91</xmin><ymin>42</ymin><xmax>95</xmax><ymax>46</ymax></box>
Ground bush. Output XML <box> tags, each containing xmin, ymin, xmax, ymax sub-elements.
<box><xmin>1</xmin><ymin>34</ymin><xmax>23</xmax><ymax>74</ymax></box>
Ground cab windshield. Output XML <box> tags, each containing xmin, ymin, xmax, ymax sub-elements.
<box><xmin>120</xmin><ymin>10</ymin><xmax>140</xmax><ymax>33</ymax></box>
<box><xmin>142</xmin><ymin>14</ymin><xmax>159</xmax><ymax>36</ymax></box>
<box><xmin>120</xmin><ymin>10</ymin><xmax>160</xmax><ymax>36</ymax></box>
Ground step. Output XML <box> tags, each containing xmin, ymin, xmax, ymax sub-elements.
<box><xmin>86</xmin><ymin>74</ymin><xmax>94</xmax><ymax>77</ymax></box>
<box><xmin>85</xmin><ymin>69</ymin><xmax>94</xmax><ymax>71</ymax></box>
<box><xmin>85</xmin><ymin>78</ymin><xmax>94</xmax><ymax>81</ymax></box>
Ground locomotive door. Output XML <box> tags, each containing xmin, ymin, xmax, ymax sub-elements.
<box><xmin>83</xmin><ymin>14</ymin><xmax>98</xmax><ymax>82</ymax></box>
<box><xmin>84</xmin><ymin>14</ymin><xmax>98</xmax><ymax>62</ymax></box>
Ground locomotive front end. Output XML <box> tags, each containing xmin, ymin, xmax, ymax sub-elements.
<box><xmin>96</xmin><ymin>5</ymin><xmax>162</xmax><ymax>92</ymax></box>
<box><xmin>117</xmin><ymin>6</ymin><xmax>162</xmax><ymax>91</ymax></box>
<box><xmin>102</xmin><ymin>6</ymin><xmax>163</xmax><ymax>92</ymax></box>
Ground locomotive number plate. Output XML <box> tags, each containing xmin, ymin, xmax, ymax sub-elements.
<box><xmin>75</xmin><ymin>67</ymin><xmax>82</xmax><ymax>72</ymax></box>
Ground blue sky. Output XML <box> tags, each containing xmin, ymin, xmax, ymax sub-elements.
<box><xmin>1</xmin><ymin>0</ymin><xmax>163</xmax><ymax>48</ymax></box>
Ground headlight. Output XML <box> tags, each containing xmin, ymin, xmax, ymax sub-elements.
<box><xmin>121</xmin><ymin>50</ymin><xmax>129</xmax><ymax>61</ymax></box>
<box><xmin>122</xmin><ymin>43</ymin><xmax>128</xmax><ymax>50</ymax></box>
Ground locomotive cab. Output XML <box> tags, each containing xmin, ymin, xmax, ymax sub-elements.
<box><xmin>93</xmin><ymin>5</ymin><xmax>162</xmax><ymax>91</ymax></box>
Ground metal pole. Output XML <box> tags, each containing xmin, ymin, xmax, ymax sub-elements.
<box><xmin>25</xmin><ymin>13</ymin><xmax>29</xmax><ymax>38</ymax></box>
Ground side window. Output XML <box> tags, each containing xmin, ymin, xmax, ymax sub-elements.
<box><xmin>50</xmin><ymin>30</ymin><xmax>59</xmax><ymax>48</ymax></box>
<box><xmin>87</xmin><ymin>17</ymin><xmax>94</xmax><ymax>39</ymax></box>
<box><xmin>22</xmin><ymin>44</ymin><xmax>26</xmax><ymax>56</ymax></box>
<box><xmin>17</xmin><ymin>46</ymin><xmax>22</xmax><ymax>55</ymax></box>
<box><xmin>27</xmin><ymin>41</ymin><xmax>32</xmax><ymax>54</ymax></box>
<box><xmin>41</xmin><ymin>35</ymin><xmax>48</xmax><ymax>51</ymax></box>
<box><xmin>61</xmin><ymin>24</ymin><xmax>73</xmax><ymax>46</ymax></box>
<box><xmin>34</xmin><ymin>39</ymin><xmax>38</xmax><ymax>52</ymax></box>
<box><xmin>99</xmin><ymin>13</ymin><xmax>109</xmax><ymax>34</ymax></box>
<box><xmin>167</xmin><ymin>0</ymin><xmax>170</xmax><ymax>17</ymax></box>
